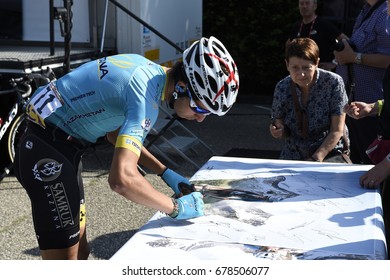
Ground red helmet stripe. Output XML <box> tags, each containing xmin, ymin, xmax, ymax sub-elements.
<box><xmin>206</xmin><ymin>53</ymin><xmax>239</xmax><ymax>102</ymax></box>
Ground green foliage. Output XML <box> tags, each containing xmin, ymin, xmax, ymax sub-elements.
<box><xmin>203</xmin><ymin>0</ymin><xmax>299</xmax><ymax>99</ymax></box>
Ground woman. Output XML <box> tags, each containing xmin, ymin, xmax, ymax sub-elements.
<box><xmin>270</xmin><ymin>37</ymin><xmax>349</xmax><ymax>162</ymax></box>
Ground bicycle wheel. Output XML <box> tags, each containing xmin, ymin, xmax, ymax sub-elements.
<box><xmin>7</xmin><ymin>113</ymin><xmax>27</xmax><ymax>163</ymax></box>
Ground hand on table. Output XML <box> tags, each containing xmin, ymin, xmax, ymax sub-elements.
<box><xmin>174</xmin><ymin>192</ymin><xmax>204</xmax><ymax>220</ymax></box>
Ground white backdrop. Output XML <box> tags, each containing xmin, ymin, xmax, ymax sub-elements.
<box><xmin>23</xmin><ymin>0</ymin><xmax>90</xmax><ymax>43</ymax></box>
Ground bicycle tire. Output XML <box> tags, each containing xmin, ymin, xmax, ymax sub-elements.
<box><xmin>7</xmin><ymin>113</ymin><xmax>27</xmax><ymax>163</ymax></box>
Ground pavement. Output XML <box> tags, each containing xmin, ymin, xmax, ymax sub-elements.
<box><xmin>0</xmin><ymin>100</ymin><xmax>284</xmax><ymax>260</ymax></box>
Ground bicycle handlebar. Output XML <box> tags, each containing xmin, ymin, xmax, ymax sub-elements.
<box><xmin>0</xmin><ymin>74</ymin><xmax>48</xmax><ymax>98</ymax></box>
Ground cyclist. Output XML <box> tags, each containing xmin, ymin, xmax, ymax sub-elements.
<box><xmin>13</xmin><ymin>36</ymin><xmax>239</xmax><ymax>260</ymax></box>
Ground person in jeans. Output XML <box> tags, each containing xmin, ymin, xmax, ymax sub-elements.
<box><xmin>334</xmin><ymin>0</ymin><xmax>390</xmax><ymax>164</ymax></box>
<box><xmin>344</xmin><ymin>64</ymin><xmax>390</xmax><ymax>257</ymax></box>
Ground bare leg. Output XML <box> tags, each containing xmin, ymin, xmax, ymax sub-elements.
<box><xmin>41</xmin><ymin>244</ymin><xmax>81</xmax><ymax>260</ymax></box>
<box><xmin>77</xmin><ymin>226</ymin><xmax>90</xmax><ymax>259</ymax></box>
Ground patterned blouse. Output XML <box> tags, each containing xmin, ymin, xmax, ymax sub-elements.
<box><xmin>271</xmin><ymin>68</ymin><xmax>348</xmax><ymax>160</ymax></box>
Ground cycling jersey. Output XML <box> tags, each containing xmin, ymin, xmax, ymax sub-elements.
<box><xmin>27</xmin><ymin>54</ymin><xmax>166</xmax><ymax>149</ymax></box>
<box><xmin>16</xmin><ymin>54</ymin><xmax>167</xmax><ymax>250</ymax></box>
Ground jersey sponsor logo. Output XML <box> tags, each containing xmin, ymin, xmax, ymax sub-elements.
<box><xmin>44</xmin><ymin>181</ymin><xmax>75</xmax><ymax>229</ymax></box>
<box><xmin>32</xmin><ymin>158</ymin><xmax>63</xmax><ymax>182</ymax></box>
<box><xmin>141</xmin><ymin>118</ymin><xmax>152</xmax><ymax>133</ymax></box>
<box><xmin>129</xmin><ymin>129</ymin><xmax>144</xmax><ymax>135</ymax></box>
<box><xmin>70</xmin><ymin>91</ymin><xmax>96</xmax><ymax>102</ymax></box>
<box><xmin>63</xmin><ymin>108</ymin><xmax>106</xmax><ymax>127</ymax></box>
<box><xmin>98</xmin><ymin>57</ymin><xmax>109</xmax><ymax>80</ymax></box>
<box><xmin>69</xmin><ymin>230</ymin><xmax>80</xmax><ymax>240</ymax></box>
<box><xmin>201</xmin><ymin>64</ymin><xmax>209</xmax><ymax>87</ymax></box>
<box><xmin>25</xmin><ymin>140</ymin><xmax>33</xmax><ymax>150</ymax></box>
<box><xmin>115</xmin><ymin>135</ymin><xmax>142</xmax><ymax>156</ymax></box>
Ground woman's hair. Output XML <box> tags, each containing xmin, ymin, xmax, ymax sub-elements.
<box><xmin>285</xmin><ymin>38</ymin><xmax>319</xmax><ymax>64</ymax></box>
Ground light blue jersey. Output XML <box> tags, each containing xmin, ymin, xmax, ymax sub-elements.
<box><xmin>27</xmin><ymin>54</ymin><xmax>166</xmax><ymax>145</ymax></box>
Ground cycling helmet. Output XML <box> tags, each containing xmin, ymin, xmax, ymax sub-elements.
<box><xmin>183</xmin><ymin>36</ymin><xmax>239</xmax><ymax>116</ymax></box>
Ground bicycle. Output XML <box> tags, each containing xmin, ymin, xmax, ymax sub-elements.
<box><xmin>0</xmin><ymin>69</ymin><xmax>55</xmax><ymax>182</ymax></box>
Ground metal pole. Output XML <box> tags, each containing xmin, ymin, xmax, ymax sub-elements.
<box><xmin>49</xmin><ymin>0</ymin><xmax>55</xmax><ymax>56</ymax></box>
<box><xmin>63</xmin><ymin>0</ymin><xmax>72</xmax><ymax>74</ymax></box>
<box><xmin>100</xmin><ymin>0</ymin><xmax>109</xmax><ymax>53</ymax></box>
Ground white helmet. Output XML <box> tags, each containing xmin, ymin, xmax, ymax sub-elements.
<box><xmin>183</xmin><ymin>36</ymin><xmax>239</xmax><ymax>116</ymax></box>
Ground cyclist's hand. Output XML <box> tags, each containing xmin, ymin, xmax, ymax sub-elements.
<box><xmin>175</xmin><ymin>192</ymin><xmax>204</xmax><ymax>220</ymax></box>
<box><xmin>160</xmin><ymin>168</ymin><xmax>190</xmax><ymax>196</ymax></box>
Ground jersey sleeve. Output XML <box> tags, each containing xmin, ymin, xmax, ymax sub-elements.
<box><xmin>115</xmin><ymin>66</ymin><xmax>160</xmax><ymax>157</ymax></box>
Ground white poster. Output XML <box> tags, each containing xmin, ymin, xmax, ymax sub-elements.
<box><xmin>112</xmin><ymin>157</ymin><xmax>387</xmax><ymax>260</ymax></box>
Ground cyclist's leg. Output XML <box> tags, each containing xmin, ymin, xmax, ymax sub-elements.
<box><xmin>77</xmin><ymin>199</ymin><xmax>90</xmax><ymax>260</ymax></box>
<box><xmin>14</xmin><ymin>123</ymin><xmax>88</xmax><ymax>259</ymax></box>
<box><xmin>42</xmin><ymin>171</ymin><xmax>89</xmax><ymax>260</ymax></box>
<box><xmin>41</xmin><ymin>199</ymin><xmax>89</xmax><ymax>259</ymax></box>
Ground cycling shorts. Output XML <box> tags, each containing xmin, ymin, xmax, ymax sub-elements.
<box><xmin>14</xmin><ymin>122</ymin><xmax>88</xmax><ymax>250</ymax></box>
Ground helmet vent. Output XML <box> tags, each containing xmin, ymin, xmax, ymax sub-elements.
<box><xmin>195</xmin><ymin>72</ymin><xmax>205</xmax><ymax>89</ymax></box>
<box><xmin>205</xmin><ymin>94</ymin><xmax>219</xmax><ymax>110</ymax></box>
<box><xmin>194</xmin><ymin>47</ymin><xmax>201</xmax><ymax>67</ymax></box>
<box><xmin>204</xmin><ymin>54</ymin><xmax>214</xmax><ymax>68</ymax></box>
<box><xmin>213</xmin><ymin>41</ymin><xmax>224</xmax><ymax>55</ymax></box>
<box><xmin>209</xmin><ymin>76</ymin><xmax>218</xmax><ymax>93</ymax></box>
<box><xmin>224</xmin><ymin>82</ymin><xmax>229</xmax><ymax>97</ymax></box>
<box><xmin>213</xmin><ymin>48</ymin><xmax>221</xmax><ymax>58</ymax></box>
<box><xmin>185</xmin><ymin>44</ymin><xmax>196</xmax><ymax>65</ymax></box>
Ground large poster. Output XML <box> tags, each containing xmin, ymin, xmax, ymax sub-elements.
<box><xmin>112</xmin><ymin>157</ymin><xmax>387</xmax><ymax>260</ymax></box>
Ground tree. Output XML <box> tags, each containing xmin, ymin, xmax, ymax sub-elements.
<box><xmin>203</xmin><ymin>0</ymin><xmax>299</xmax><ymax>101</ymax></box>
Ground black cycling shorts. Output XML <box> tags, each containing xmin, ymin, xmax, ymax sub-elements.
<box><xmin>14</xmin><ymin>122</ymin><xmax>87</xmax><ymax>250</ymax></box>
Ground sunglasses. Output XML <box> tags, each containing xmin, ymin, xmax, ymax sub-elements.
<box><xmin>175</xmin><ymin>84</ymin><xmax>211</xmax><ymax>115</ymax></box>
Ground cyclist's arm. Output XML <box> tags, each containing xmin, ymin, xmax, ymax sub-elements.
<box><xmin>106</xmin><ymin>129</ymin><xmax>166</xmax><ymax>175</ymax></box>
<box><xmin>106</xmin><ymin>129</ymin><xmax>119</xmax><ymax>145</ymax></box>
<box><xmin>138</xmin><ymin>146</ymin><xmax>166</xmax><ymax>175</ymax></box>
<box><xmin>108</xmin><ymin>145</ymin><xmax>174</xmax><ymax>214</ymax></box>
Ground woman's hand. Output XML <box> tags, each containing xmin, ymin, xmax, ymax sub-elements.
<box><xmin>269</xmin><ymin>119</ymin><xmax>286</xmax><ymax>139</ymax></box>
<box><xmin>359</xmin><ymin>157</ymin><xmax>390</xmax><ymax>189</ymax></box>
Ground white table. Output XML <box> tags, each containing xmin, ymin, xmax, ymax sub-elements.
<box><xmin>111</xmin><ymin>157</ymin><xmax>387</xmax><ymax>260</ymax></box>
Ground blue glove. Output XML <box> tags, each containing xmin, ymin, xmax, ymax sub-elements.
<box><xmin>160</xmin><ymin>168</ymin><xmax>191</xmax><ymax>196</ymax></box>
<box><xmin>175</xmin><ymin>192</ymin><xmax>204</xmax><ymax>220</ymax></box>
